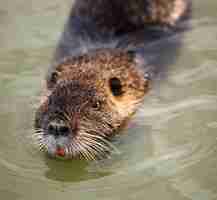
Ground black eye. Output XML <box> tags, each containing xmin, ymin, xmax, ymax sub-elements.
<box><xmin>92</xmin><ymin>101</ymin><xmax>101</xmax><ymax>110</ymax></box>
<box><xmin>50</xmin><ymin>71</ymin><xmax>58</xmax><ymax>84</ymax></box>
<box><xmin>109</xmin><ymin>77</ymin><xmax>123</xmax><ymax>97</ymax></box>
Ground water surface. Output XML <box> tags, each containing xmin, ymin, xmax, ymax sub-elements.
<box><xmin>0</xmin><ymin>0</ymin><xmax>217</xmax><ymax>199</ymax></box>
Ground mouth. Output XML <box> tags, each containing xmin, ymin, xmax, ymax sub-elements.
<box><xmin>33</xmin><ymin>127</ymin><xmax>119</xmax><ymax>160</ymax></box>
<box><xmin>56</xmin><ymin>147</ymin><xmax>66</xmax><ymax>157</ymax></box>
<box><xmin>34</xmin><ymin>132</ymin><xmax>71</xmax><ymax>158</ymax></box>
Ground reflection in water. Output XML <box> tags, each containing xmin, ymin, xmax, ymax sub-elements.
<box><xmin>0</xmin><ymin>0</ymin><xmax>217</xmax><ymax>200</ymax></box>
<box><xmin>44</xmin><ymin>157</ymin><xmax>111</xmax><ymax>182</ymax></box>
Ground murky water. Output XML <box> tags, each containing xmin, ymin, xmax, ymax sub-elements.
<box><xmin>0</xmin><ymin>0</ymin><xmax>217</xmax><ymax>199</ymax></box>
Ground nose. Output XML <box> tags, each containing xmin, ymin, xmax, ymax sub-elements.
<box><xmin>48</xmin><ymin>120</ymin><xmax>70</xmax><ymax>137</ymax></box>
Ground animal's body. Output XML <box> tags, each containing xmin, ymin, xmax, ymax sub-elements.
<box><xmin>35</xmin><ymin>0</ymin><xmax>191</xmax><ymax>160</ymax></box>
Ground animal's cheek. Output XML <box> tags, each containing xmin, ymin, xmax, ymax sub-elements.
<box><xmin>35</xmin><ymin>108</ymin><xmax>46</xmax><ymax>129</ymax></box>
<box><xmin>35</xmin><ymin>97</ymin><xmax>50</xmax><ymax>126</ymax></box>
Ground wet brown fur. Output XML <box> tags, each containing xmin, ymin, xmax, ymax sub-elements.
<box><xmin>72</xmin><ymin>0</ymin><xmax>190</xmax><ymax>34</ymax></box>
<box><xmin>34</xmin><ymin>0</ymin><xmax>191</xmax><ymax>159</ymax></box>
<box><xmin>35</xmin><ymin>50</ymin><xmax>148</xmax><ymax>136</ymax></box>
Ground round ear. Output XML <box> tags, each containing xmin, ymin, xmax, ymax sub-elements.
<box><xmin>109</xmin><ymin>77</ymin><xmax>123</xmax><ymax>97</ymax></box>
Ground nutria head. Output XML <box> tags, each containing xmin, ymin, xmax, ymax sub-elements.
<box><xmin>34</xmin><ymin>49</ymin><xmax>151</xmax><ymax>160</ymax></box>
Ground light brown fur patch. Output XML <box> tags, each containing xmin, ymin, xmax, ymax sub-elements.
<box><xmin>50</xmin><ymin>49</ymin><xmax>148</xmax><ymax>118</ymax></box>
<box><xmin>142</xmin><ymin>0</ymin><xmax>189</xmax><ymax>26</ymax></box>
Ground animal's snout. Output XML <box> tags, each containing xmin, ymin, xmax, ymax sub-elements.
<box><xmin>48</xmin><ymin>120</ymin><xmax>70</xmax><ymax>137</ymax></box>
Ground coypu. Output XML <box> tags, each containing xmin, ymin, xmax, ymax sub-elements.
<box><xmin>34</xmin><ymin>0</ymin><xmax>191</xmax><ymax>160</ymax></box>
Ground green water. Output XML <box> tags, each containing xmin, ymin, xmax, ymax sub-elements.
<box><xmin>0</xmin><ymin>0</ymin><xmax>217</xmax><ymax>199</ymax></box>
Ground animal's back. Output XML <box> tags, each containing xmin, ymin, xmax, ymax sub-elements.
<box><xmin>52</xmin><ymin>0</ymin><xmax>191</xmax><ymax>67</ymax></box>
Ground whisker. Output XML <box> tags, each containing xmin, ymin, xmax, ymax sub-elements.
<box><xmin>67</xmin><ymin>142</ymin><xmax>78</xmax><ymax>158</ymax></box>
<box><xmin>84</xmin><ymin>132</ymin><xmax>119</xmax><ymax>154</ymax></box>
<box><xmin>39</xmin><ymin>144</ymin><xmax>46</xmax><ymax>152</ymax></box>
<box><xmin>76</xmin><ymin>141</ymin><xmax>90</xmax><ymax>161</ymax></box>
<box><xmin>82</xmin><ymin>140</ymin><xmax>106</xmax><ymax>160</ymax></box>
<box><xmin>78</xmin><ymin>132</ymin><xmax>121</xmax><ymax>158</ymax></box>
<box><xmin>67</xmin><ymin>146</ymin><xmax>73</xmax><ymax>159</ymax></box>
<box><xmin>80</xmin><ymin>141</ymin><xmax>98</xmax><ymax>161</ymax></box>
<box><xmin>82</xmin><ymin>136</ymin><xmax>110</xmax><ymax>153</ymax></box>
<box><xmin>32</xmin><ymin>134</ymin><xmax>44</xmax><ymax>139</ymax></box>
<box><xmin>95</xmin><ymin>136</ymin><xmax>120</xmax><ymax>154</ymax></box>
<box><xmin>81</xmin><ymin>141</ymin><xmax>100</xmax><ymax>160</ymax></box>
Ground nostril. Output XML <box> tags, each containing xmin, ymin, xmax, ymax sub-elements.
<box><xmin>48</xmin><ymin>121</ymin><xmax>69</xmax><ymax>137</ymax></box>
<box><xmin>58</xmin><ymin>125</ymin><xmax>69</xmax><ymax>136</ymax></box>
<box><xmin>48</xmin><ymin>123</ymin><xmax>55</xmax><ymax>133</ymax></box>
